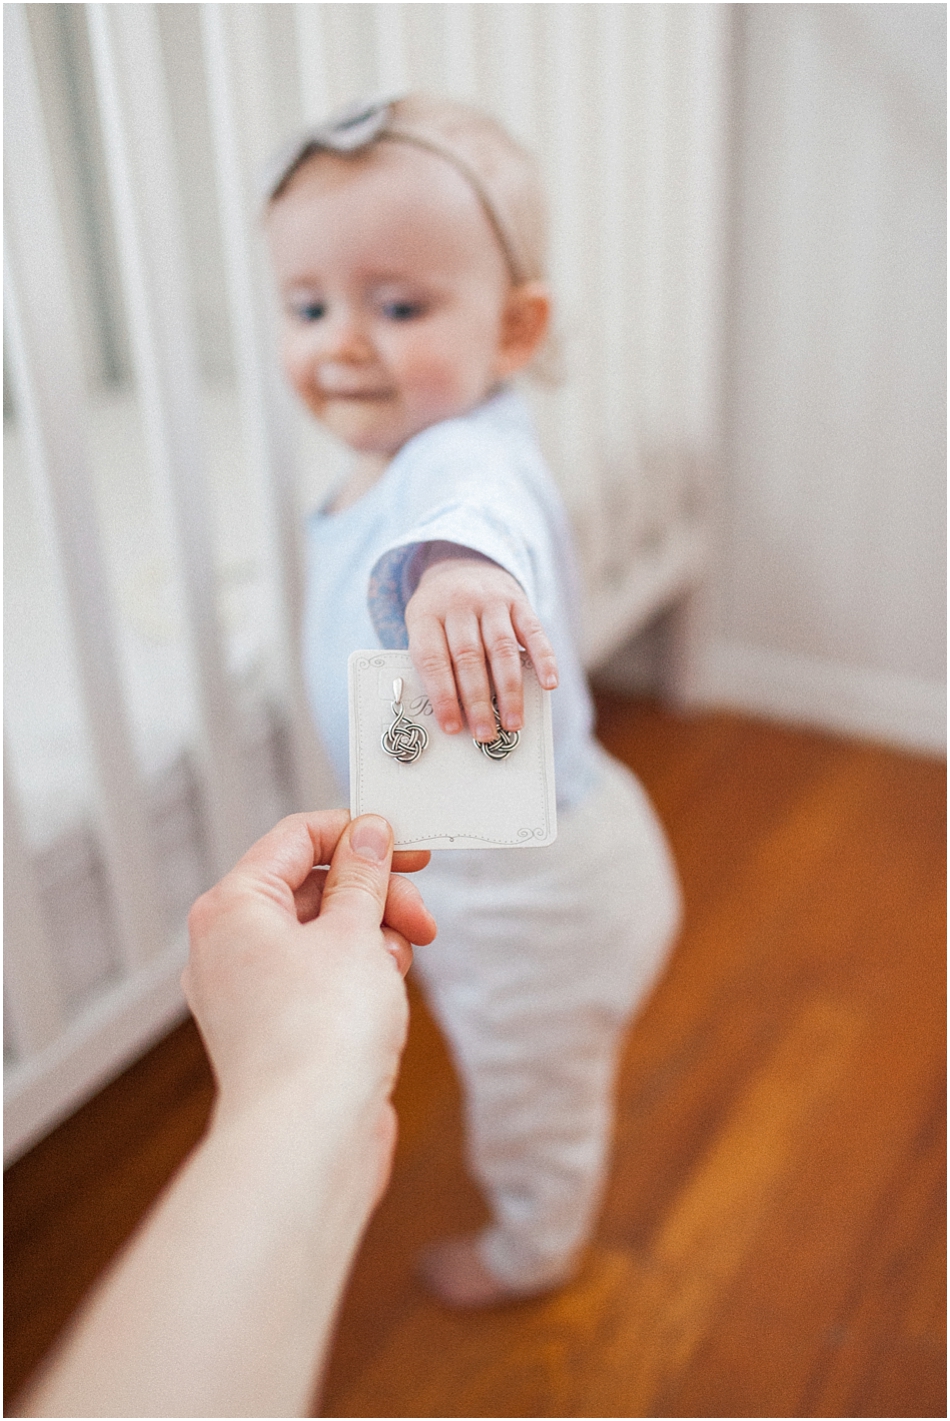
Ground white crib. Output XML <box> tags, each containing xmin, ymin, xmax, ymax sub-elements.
<box><xmin>4</xmin><ymin>2</ymin><xmax>727</xmax><ymax>1162</ymax></box>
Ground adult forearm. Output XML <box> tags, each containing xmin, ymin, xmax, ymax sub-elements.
<box><xmin>21</xmin><ymin>1085</ymin><xmax>385</xmax><ymax>1419</ymax></box>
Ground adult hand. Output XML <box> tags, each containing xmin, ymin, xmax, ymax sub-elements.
<box><xmin>405</xmin><ymin>550</ymin><xmax>559</xmax><ymax>743</ymax></box>
<box><xmin>183</xmin><ymin>810</ymin><xmax>435</xmax><ymax>1132</ymax></box>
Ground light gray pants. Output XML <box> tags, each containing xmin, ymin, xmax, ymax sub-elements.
<box><xmin>412</xmin><ymin>748</ymin><xmax>682</xmax><ymax>1290</ymax></box>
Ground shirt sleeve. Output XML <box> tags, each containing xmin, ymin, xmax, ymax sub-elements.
<box><xmin>366</xmin><ymin>409</ymin><xmax>548</xmax><ymax>647</ymax></box>
<box><xmin>367</xmin><ymin>500</ymin><xmax>540</xmax><ymax>649</ymax></box>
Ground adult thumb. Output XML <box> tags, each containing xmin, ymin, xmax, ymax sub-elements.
<box><xmin>319</xmin><ymin>814</ymin><xmax>394</xmax><ymax>930</ymax></box>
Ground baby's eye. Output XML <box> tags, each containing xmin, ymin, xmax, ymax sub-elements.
<box><xmin>292</xmin><ymin>300</ymin><xmax>326</xmax><ymax>322</ymax></box>
<box><xmin>381</xmin><ymin>300</ymin><xmax>425</xmax><ymax>322</ymax></box>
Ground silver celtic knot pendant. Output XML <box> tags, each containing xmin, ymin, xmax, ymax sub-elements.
<box><xmin>381</xmin><ymin>679</ymin><xmax>428</xmax><ymax>764</ymax></box>
<box><xmin>475</xmin><ymin>696</ymin><xmax>520</xmax><ymax>761</ymax></box>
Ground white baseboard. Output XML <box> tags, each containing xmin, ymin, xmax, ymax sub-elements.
<box><xmin>4</xmin><ymin>937</ymin><xmax>190</xmax><ymax>1164</ymax></box>
<box><xmin>698</xmin><ymin>641</ymin><xmax>946</xmax><ymax>755</ymax></box>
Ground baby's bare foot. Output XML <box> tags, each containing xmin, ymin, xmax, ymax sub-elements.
<box><xmin>418</xmin><ymin>1234</ymin><xmax>516</xmax><ymax>1308</ymax></box>
<box><xmin>418</xmin><ymin>1233</ymin><xmax>569</xmax><ymax>1309</ymax></box>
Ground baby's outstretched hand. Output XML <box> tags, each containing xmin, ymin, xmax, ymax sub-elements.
<box><xmin>404</xmin><ymin>551</ymin><xmax>559</xmax><ymax>742</ymax></box>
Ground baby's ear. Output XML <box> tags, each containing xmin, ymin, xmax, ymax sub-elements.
<box><xmin>496</xmin><ymin>282</ymin><xmax>552</xmax><ymax>377</ymax></box>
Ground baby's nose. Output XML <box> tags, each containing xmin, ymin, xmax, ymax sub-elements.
<box><xmin>314</xmin><ymin>308</ymin><xmax>373</xmax><ymax>364</ymax></box>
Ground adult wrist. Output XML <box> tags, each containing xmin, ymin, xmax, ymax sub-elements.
<box><xmin>212</xmin><ymin>1061</ymin><xmax>392</xmax><ymax>1144</ymax></box>
<box><xmin>208</xmin><ymin>1075</ymin><xmax>392</xmax><ymax>1230</ymax></box>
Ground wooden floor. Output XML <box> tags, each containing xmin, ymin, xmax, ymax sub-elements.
<box><xmin>5</xmin><ymin>697</ymin><xmax>946</xmax><ymax>1417</ymax></box>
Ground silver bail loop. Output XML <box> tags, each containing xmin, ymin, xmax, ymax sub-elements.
<box><xmin>381</xmin><ymin>676</ymin><xmax>427</xmax><ymax>764</ymax></box>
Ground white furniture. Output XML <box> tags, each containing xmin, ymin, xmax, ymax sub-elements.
<box><xmin>4</xmin><ymin>3</ymin><xmax>726</xmax><ymax>1161</ymax></box>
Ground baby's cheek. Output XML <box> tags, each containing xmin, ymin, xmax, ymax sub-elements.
<box><xmin>403</xmin><ymin>348</ymin><xmax>485</xmax><ymax>412</ymax></box>
<box><xmin>283</xmin><ymin>344</ymin><xmax>319</xmax><ymax>409</ymax></box>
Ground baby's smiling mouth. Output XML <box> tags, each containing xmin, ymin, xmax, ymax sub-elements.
<box><xmin>319</xmin><ymin>388</ymin><xmax>394</xmax><ymax>402</ymax></box>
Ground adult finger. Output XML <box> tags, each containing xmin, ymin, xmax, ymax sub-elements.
<box><xmin>249</xmin><ymin>809</ymin><xmax>351</xmax><ymax>881</ymax></box>
<box><xmin>382</xmin><ymin>925</ymin><xmax>414</xmax><ymax>978</ymax></box>
<box><xmin>319</xmin><ymin>814</ymin><xmax>394</xmax><ymax>932</ymax></box>
<box><xmin>480</xmin><ymin>603</ymin><xmax>525</xmax><ymax>732</ymax></box>
<box><xmin>294</xmin><ymin>867</ymin><xmax>328</xmax><ymax>923</ymax></box>
<box><xmin>407</xmin><ymin>611</ymin><xmax>463</xmax><ymax>735</ymax></box>
<box><xmin>444</xmin><ymin>611</ymin><xmax>496</xmax><ymax>742</ymax></box>
<box><xmin>385</xmin><ymin>874</ymin><xmax>437</xmax><ymax>945</ymax></box>
<box><xmin>189</xmin><ymin>809</ymin><xmax>351</xmax><ymax>936</ymax></box>
<box><xmin>296</xmin><ymin>866</ymin><xmax>436</xmax><ymax>946</ymax></box>
<box><xmin>511</xmin><ymin>600</ymin><xmax>559</xmax><ymax>691</ymax></box>
<box><xmin>392</xmin><ymin>849</ymin><xmax>431</xmax><ymax>873</ymax></box>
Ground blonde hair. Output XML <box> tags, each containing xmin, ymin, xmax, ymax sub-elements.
<box><xmin>385</xmin><ymin>95</ymin><xmax>548</xmax><ymax>286</ymax></box>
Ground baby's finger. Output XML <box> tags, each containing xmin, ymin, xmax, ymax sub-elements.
<box><xmin>512</xmin><ymin>600</ymin><xmax>559</xmax><ymax>691</ymax></box>
<box><xmin>445</xmin><ymin>612</ymin><xmax>496</xmax><ymax>742</ymax></box>
<box><xmin>408</xmin><ymin>614</ymin><xmax>463</xmax><ymax>735</ymax></box>
<box><xmin>480</xmin><ymin>604</ymin><xmax>525</xmax><ymax>732</ymax></box>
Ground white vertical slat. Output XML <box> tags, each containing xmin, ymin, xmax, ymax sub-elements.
<box><xmin>597</xmin><ymin>3</ymin><xmax>633</xmax><ymax>459</ymax></box>
<box><xmin>542</xmin><ymin>5</ymin><xmax>601</xmax><ymax>571</ymax></box>
<box><xmin>373</xmin><ymin>3</ymin><xmax>408</xmax><ymax>94</ymax></box>
<box><xmin>685</xmin><ymin>4</ymin><xmax>729</xmax><ymax>454</ymax></box>
<box><xmin>86</xmin><ymin>2</ymin><xmax>254</xmax><ymax>876</ymax></box>
<box><xmin>201</xmin><ymin>3</ymin><xmax>333</xmax><ymax>812</ymax></box>
<box><xmin>443</xmin><ymin>3</ymin><xmax>477</xmax><ymax>101</ymax></box>
<box><xmin>659</xmin><ymin>8</ymin><xmax>728</xmax><ymax>705</ymax></box>
<box><xmin>3</xmin><ymin>4</ymin><xmax>163</xmax><ymax>973</ymax></box>
<box><xmin>595</xmin><ymin>3</ymin><xmax>649</xmax><ymax>572</ymax></box>
<box><xmin>663</xmin><ymin>8</ymin><xmax>699</xmax><ymax>458</ymax></box>
<box><xmin>544</xmin><ymin>3</ymin><xmax>586</xmax><ymax>296</ymax></box>
<box><xmin>495</xmin><ymin>5</ymin><xmax>537</xmax><ymax>148</ymax></box>
<box><xmin>640</xmin><ymin>5</ymin><xmax>671</xmax><ymax>450</ymax></box>
<box><xmin>3</xmin><ymin>764</ymin><xmax>67</xmax><ymax>1059</ymax></box>
<box><xmin>294</xmin><ymin>3</ymin><xmax>330</xmax><ymax>122</ymax></box>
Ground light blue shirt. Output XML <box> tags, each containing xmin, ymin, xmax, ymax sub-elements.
<box><xmin>302</xmin><ymin>386</ymin><xmax>599</xmax><ymax>809</ymax></box>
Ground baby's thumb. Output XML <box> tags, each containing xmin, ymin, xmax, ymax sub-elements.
<box><xmin>319</xmin><ymin>814</ymin><xmax>394</xmax><ymax>932</ymax></box>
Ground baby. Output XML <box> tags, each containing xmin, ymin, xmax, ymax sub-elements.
<box><xmin>265</xmin><ymin>94</ymin><xmax>681</xmax><ymax>1307</ymax></box>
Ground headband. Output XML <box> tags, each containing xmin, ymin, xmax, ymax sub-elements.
<box><xmin>263</xmin><ymin>95</ymin><xmax>527</xmax><ymax>286</ymax></box>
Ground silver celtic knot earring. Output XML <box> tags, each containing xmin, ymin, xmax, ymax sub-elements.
<box><xmin>381</xmin><ymin>678</ymin><xmax>428</xmax><ymax>764</ymax></box>
<box><xmin>475</xmin><ymin>696</ymin><xmax>520</xmax><ymax>761</ymax></box>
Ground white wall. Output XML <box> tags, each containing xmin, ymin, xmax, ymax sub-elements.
<box><xmin>698</xmin><ymin>3</ymin><xmax>946</xmax><ymax>752</ymax></box>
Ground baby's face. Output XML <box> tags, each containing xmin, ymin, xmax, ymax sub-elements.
<box><xmin>266</xmin><ymin>144</ymin><xmax>514</xmax><ymax>458</ymax></box>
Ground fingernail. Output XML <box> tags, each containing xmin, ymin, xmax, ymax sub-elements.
<box><xmin>351</xmin><ymin>817</ymin><xmax>390</xmax><ymax>862</ymax></box>
<box><xmin>506</xmin><ymin>714</ymin><xmax>523</xmax><ymax>731</ymax></box>
<box><xmin>444</xmin><ymin>718</ymin><xmax>460</xmax><ymax>734</ymax></box>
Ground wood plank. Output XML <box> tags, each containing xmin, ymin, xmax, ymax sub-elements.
<box><xmin>655</xmin><ymin>782</ymin><xmax>946</xmax><ymax>1417</ymax></box>
<box><xmin>795</xmin><ymin>1080</ymin><xmax>944</xmax><ymax>1421</ymax></box>
<box><xmin>327</xmin><ymin>996</ymin><xmax>866</xmax><ymax>1418</ymax></box>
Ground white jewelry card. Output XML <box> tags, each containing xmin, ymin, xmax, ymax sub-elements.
<box><xmin>348</xmin><ymin>650</ymin><xmax>557</xmax><ymax>850</ymax></box>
